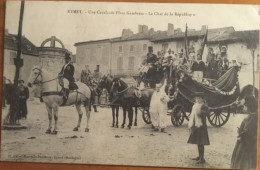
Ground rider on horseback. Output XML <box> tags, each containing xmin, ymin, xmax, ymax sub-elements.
<box><xmin>58</xmin><ymin>53</ymin><xmax>77</xmax><ymax>101</ymax></box>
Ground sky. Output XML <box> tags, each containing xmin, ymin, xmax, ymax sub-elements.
<box><xmin>5</xmin><ymin>1</ymin><xmax>260</xmax><ymax>54</ymax></box>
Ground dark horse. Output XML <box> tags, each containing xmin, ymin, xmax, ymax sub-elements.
<box><xmin>110</xmin><ymin>77</ymin><xmax>154</xmax><ymax>129</ymax></box>
<box><xmin>97</xmin><ymin>76</ymin><xmax>142</xmax><ymax>128</ymax></box>
<box><xmin>96</xmin><ymin>76</ymin><xmax>121</xmax><ymax>128</ymax></box>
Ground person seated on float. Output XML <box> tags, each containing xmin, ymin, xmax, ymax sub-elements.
<box><xmin>162</xmin><ymin>48</ymin><xmax>174</xmax><ymax>80</ymax></box>
<box><xmin>58</xmin><ymin>53</ymin><xmax>77</xmax><ymax>101</ymax></box>
<box><xmin>191</xmin><ymin>53</ymin><xmax>205</xmax><ymax>83</ymax></box>
<box><xmin>217</xmin><ymin>46</ymin><xmax>229</xmax><ymax>76</ymax></box>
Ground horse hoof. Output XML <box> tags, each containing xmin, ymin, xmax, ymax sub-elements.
<box><xmin>73</xmin><ymin>127</ymin><xmax>79</xmax><ymax>131</ymax></box>
<box><xmin>134</xmin><ymin>122</ymin><xmax>137</xmax><ymax>126</ymax></box>
<box><xmin>127</xmin><ymin>125</ymin><xmax>131</xmax><ymax>129</ymax></box>
<box><xmin>45</xmin><ymin>129</ymin><xmax>51</xmax><ymax>134</ymax></box>
<box><xmin>121</xmin><ymin>125</ymin><xmax>124</xmax><ymax>128</ymax></box>
<box><xmin>116</xmin><ymin>125</ymin><xmax>119</xmax><ymax>128</ymax></box>
<box><xmin>51</xmin><ymin>130</ymin><xmax>58</xmax><ymax>135</ymax></box>
<box><xmin>85</xmin><ymin>128</ymin><xmax>89</xmax><ymax>132</ymax></box>
<box><xmin>112</xmin><ymin>124</ymin><xmax>114</xmax><ymax>127</ymax></box>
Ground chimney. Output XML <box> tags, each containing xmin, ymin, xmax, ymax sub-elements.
<box><xmin>175</xmin><ymin>28</ymin><xmax>182</xmax><ymax>33</ymax></box>
<box><xmin>167</xmin><ymin>23</ymin><xmax>174</xmax><ymax>35</ymax></box>
<box><xmin>122</xmin><ymin>29</ymin><xmax>133</xmax><ymax>39</ymax></box>
<box><xmin>138</xmin><ymin>25</ymin><xmax>143</xmax><ymax>33</ymax></box>
<box><xmin>96</xmin><ymin>65</ymin><xmax>100</xmax><ymax>72</ymax></box>
<box><xmin>142</xmin><ymin>25</ymin><xmax>148</xmax><ymax>33</ymax></box>
<box><xmin>149</xmin><ymin>28</ymin><xmax>155</xmax><ymax>34</ymax></box>
<box><xmin>201</xmin><ymin>25</ymin><xmax>207</xmax><ymax>32</ymax></box>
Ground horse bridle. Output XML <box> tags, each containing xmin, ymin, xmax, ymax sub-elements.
<box><xmin>110</xmin><ymin>80</ymin><xmax>130</xmax><ymax>94</ymax></box>
<box><xmin>32</xmin><ymin>68</ymin><xmax>58</xmax><ymax>85</ymax></box>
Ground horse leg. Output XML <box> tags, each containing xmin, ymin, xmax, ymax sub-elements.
<box><xmin>45</xmin><ymin>105</ymin><xmax>52</xmax><ymax>134</ymax></box>
<box><xmin>93</xmin><ymin>105</ymin><xmax>97</xmax><ymax>112</ymax></box>
<box><xmin>74</xmin><ymin>104</ymin><xmax>83</xmax><ymax>131</ymax></box>
<box><xmin>127</xmin><ymin>107</ymin><xmax>133</xmax><ymax>129</ymax></box>
<box><xmin>116</xmin><ymin>105</ymin><xmax>119</xmax><ymax>128</ymax></box>
<box><xmin>84</xmin><ymin>98</ymin><xmax>91</xmax><ymax>132</ymax></box>
<box><xmin>89</xmin><ymin>100</ymin><xmax>92</xmax><ymax>111</ymax></box>
<box><xmin>121</xmin><ymin>106</ymin><xmax>126</xmax><ymax>128</ymax></box>
<box><xmin>134</xmin><ymin>106</ymin><xmax>138</xmax><ymax>126</ymax></box>
<box><xmin>51</xmin><ymin>106</ymin><xmax>58</xmax><ymax>135</ymax></box>
<box><xmin>111</xmin><ymin>106</ymin><xmax>115</xmax><ymax>127</ymax></box>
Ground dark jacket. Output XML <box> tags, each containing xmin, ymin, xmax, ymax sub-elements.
<box><xmin>59</xmin><ymin>63</ymin><xmax>75</xmax><ymax>82</ymax></box>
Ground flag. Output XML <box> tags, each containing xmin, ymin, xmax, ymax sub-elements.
<box><xmin>200</xmin><ymin>26</ymin><xmax>208</xmax><ymax>59</ymax></box>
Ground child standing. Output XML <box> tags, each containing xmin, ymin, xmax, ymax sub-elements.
<box><xmin>187</xmin><ymin>92</ymin><xmax>210</xmax><ymax>164</ymax></box>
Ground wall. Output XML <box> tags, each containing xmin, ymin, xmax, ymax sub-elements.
<box><xmin>75</xmin><ymin>41</ymin><xmax>111</xmax><ymax>77</ymax></box>
<box><xmin>3</xmin><ymin>49</ymin><xmax>40</xmax><ymax>83</ymax></box>
<box><xmin>111</xmin><ymin>39</ymin><xmax>151</xmax><ymax>76</ymax></box>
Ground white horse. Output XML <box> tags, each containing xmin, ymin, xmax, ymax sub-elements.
<box><xmin>27</xmin><ymin>66</ymin><xmax>92</xmax><ymax>134</ymax></box>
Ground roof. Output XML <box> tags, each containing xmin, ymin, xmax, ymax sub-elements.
<box><xmin>111</xmin><ymin>32</ymin><xmax>154</xmax><ymax>42</ymax></box>
<box><xmin>207</xmin><ymin>29</ymin><xmax>259</xmax><ymax>43</ymax></box>
<box><xmin>4</xmin><ymin>34</ymin><xmax>39</xmax><ymax>56</ymax></box>
<box><xmin>74</xmin><ymin>39</ymin><xmax>112</xmax><ymax>46</ymax></box>
<box><xmin>151</xmin><ymin>27</ymin><xmax>236</xmax><ymax>42</ymax></box>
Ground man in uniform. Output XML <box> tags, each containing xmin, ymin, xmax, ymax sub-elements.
<box><xmin>146</xmin><ymin>46</ymin><xmax>159</xmax><ymax>87</ymax></box>
<box><xmin>59</xmin><ymin>53</ymin><xmax>76</xmax><ymax>101</ymax></box>
<box><xmin>80</xmin><ymin>65</ymin><xmax>92</xmax><ymax>85</ymax></box>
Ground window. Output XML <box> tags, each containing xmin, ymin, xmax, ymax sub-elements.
<box><xmin>162</xmin><ymin>43</ymin><xmax>168</xmax><ymax>52</ymax></box>
<box><xmin>117</xmin><ymin>57</ymin><xmax>123</xmax><ymax>70</ymax></box>
<box><xmin>143</xmin><ymin>44</ymin><xmax>147</xmax><ymax>51</ymax></box>
<box><xmin>119</xmin><ymin>46</ymin><xmax>122</xmax><ymax>52</ymax></box>
<box><xmin>128</xmin><ymin>57</ymin><xmax>135</xmax><ymax>70</ymax></box>
<box><xmin>130</xmin><ymin>45</ymin><xmax>134</xmax><ymax>52</ymax></box>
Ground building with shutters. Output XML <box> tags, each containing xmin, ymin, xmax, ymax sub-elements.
<box><xmin>74</xmin><ymin>24</ymin><xmax>259</xmax><ymax>77</ymax></box>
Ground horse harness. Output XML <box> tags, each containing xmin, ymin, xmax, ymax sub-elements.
<box><xmin>32</xmin><ymin>67</ymin><xmax>80</xmax><ymax>105</ymax></box>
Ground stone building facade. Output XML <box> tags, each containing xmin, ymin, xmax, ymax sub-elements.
<box><xmin>74</xmin><ymin>24</ymin><xmax>259</xmax><ymax>78</ymax></box>
<box><xmin>3</xmin><ymin>32</ymin><xmax>72</xmax><ymax>83</ymax></box>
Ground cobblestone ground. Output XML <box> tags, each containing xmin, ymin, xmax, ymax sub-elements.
<box><xmin>1</xmin><ymin>99</ymin><xmax>247</xmax><ymax>169</ymax></box>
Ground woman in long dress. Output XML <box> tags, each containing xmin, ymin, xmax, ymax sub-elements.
<box><xmin>231</xmin><ymin>95</ymin><xmax>258</xmax><ymax>169</ymax></box>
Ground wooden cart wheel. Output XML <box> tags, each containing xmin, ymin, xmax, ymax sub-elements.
<box><xmin>171</xmin><ymin>104</ymin><xmax>185</xmax><ymax>127</ymax></box>
<box><xmin>207</xmin><ymin>109</ymin><xmax>230</xmax><ymax>127</ymax></box>
<box><xmin>142</xmin><ymin>109</ymin><xmax>152</xmax><ymax>124</ymax></box>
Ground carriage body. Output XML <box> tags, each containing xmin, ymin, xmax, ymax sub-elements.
<box><xmin>141</xmin><ymin>66</ymin><xmax>241</xmax><ymax>127</ymax></box>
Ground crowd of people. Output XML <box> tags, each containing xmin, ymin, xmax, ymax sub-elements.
<box><xmin>139</xmin><ymin>45</ymin><xmax>235</xmax><ymax>87</ymax></box>
<box><xmin>2</xmin><ymin>78</ymin><xmax>29</xmax><ymax>120</ymax></box>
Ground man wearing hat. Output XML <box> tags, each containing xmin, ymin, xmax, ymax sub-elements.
<box><xmin>187</xmin><ymin>92</ymin><xmax>210</xmax><ymax>164</ymax></box>
<box><xmin>58</xmin><ymin>52</ymin><xmax>76</xmax><ymax>101</ymax></box>
<box><xmin>146</xmin><ymin>46</ymin><xmax>159</xmax><ymax>87</ymax></box>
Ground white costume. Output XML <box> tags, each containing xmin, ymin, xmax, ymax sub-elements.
<box><xmin>150</xmin><ymin>83</ymin><xmax>169</xmax><ymax>129</ymax></box>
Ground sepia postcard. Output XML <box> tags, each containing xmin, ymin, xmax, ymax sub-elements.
<box><xmin>1</xmin><ymin>1</ymin><xmax>259</xmax><ymax>169</ymax></box>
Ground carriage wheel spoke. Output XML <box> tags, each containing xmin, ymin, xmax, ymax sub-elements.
<box><xmin>219</xmin><ymin>114</ymin><xmax>225</xmax><ymax>123</ymax></box>
<box><xmin>217</xmin><ymin>115</ymin><xmax>221</xmax><ymax>126</ymax></box>
<box><xmin>209</xmin><ymin>112</ymin><xmax>214</xmax><ymax>117</ymax></box>
<box><xmin>211</xmin><ymin>114</ymin><xmax>216</xmax><ymax>123</ymax></box>
<box><xmin>214</xmin><ymin>114</ymin><xmax>218</xmax><ymax>125</ymax></box>
<box><xmin>220</xmin><ymin>112</ymin><xmax>227</xmax><ymax>118</ymax></box>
